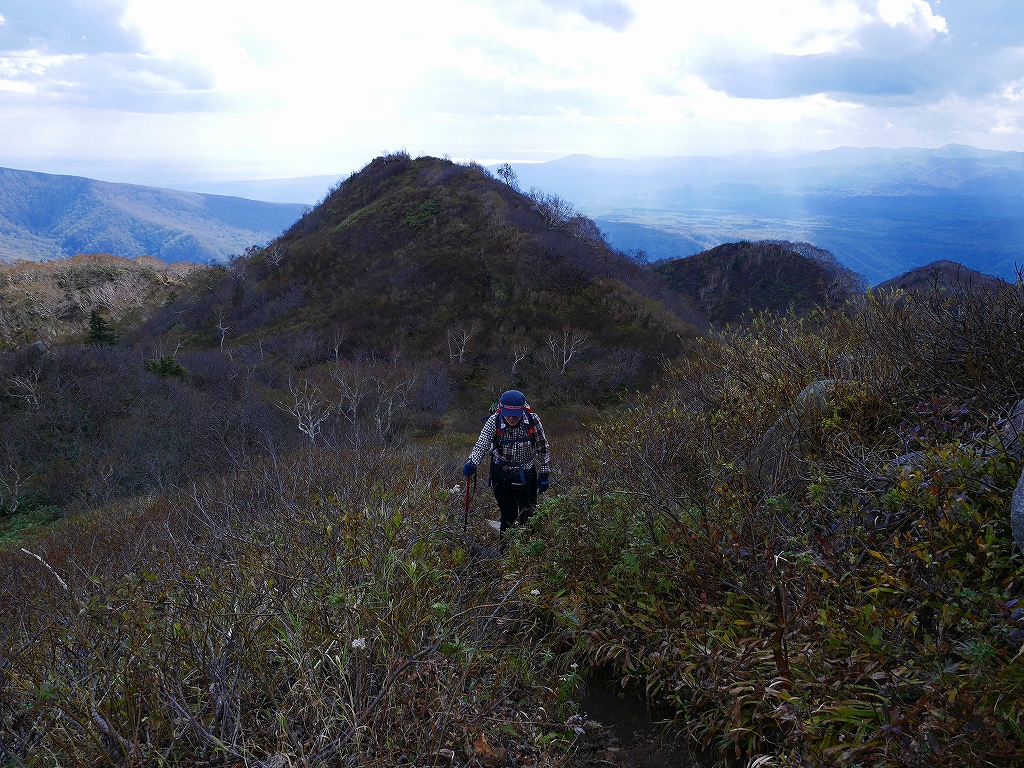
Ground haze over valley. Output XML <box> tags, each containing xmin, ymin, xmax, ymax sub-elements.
<box><xmin>158</xmin><ymin>143</ymin><xmax>1024</xmax><ymax>284</ymax></box>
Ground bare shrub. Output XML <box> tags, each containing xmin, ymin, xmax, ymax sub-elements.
<box><xmin>526</xmin><ymin>188</ymin><xmax>576</xmax><ymax>230</ymax></box>
<box><xmin>278</xmin><ymin>376</ymin><xmax>334</xmax><ymax>445</ymax></box>
<box><xmin>0</xmin><ymin>446</ymin><xmax>575</xmax><ymax>766</ymax></box>
<box><xmin>545</xmin><ymin>329</ymin><xmax>590</xmax><ymax>375</ymax></box>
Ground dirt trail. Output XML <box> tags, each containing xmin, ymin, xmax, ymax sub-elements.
<box><xmin>569</xmin><ymin>677</ymin><xmax>709</xmax><ymax>768</ymax></box>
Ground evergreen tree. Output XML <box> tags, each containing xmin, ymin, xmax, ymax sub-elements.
<box><xmin>85</xmin><ymin>310</ymin><xmax>117</xmax><ymax>345</ymax></box>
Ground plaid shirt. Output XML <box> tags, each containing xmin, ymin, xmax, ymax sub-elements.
<box><xmin>469</xmin><ymin>411</ymin><xmax>551</xmax><ymax>474</ymax></box>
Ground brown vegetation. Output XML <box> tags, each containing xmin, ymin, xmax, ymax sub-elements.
<box><xmin>654</xmin><ymin>241</ymin><xmax>866</xmax><ymax>328</ymax></box>
<box><xmin>1</xmin><ymin>154</ymin><xmax>1022</xmax><ymax>767</ymax></box>
<box><xmin>0</xmin><ymin>254</ymin><xmax>198</xmax><ymax>349</ymax></box>
<box><xmin>1</xmin><ymin>446</ymin><xmax>587</xmax><ymax>766</ymax></box>
<box><xmin>509</xmin><ymin>276</ymin><xmax>1024</xmax><ymax>765</ymax></box>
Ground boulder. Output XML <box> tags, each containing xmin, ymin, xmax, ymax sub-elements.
<box><xmin>1013</xmin><ymin>468</ymin><xmax>1024</xmax><ymax>555</ymax></box>
<box><xmin>747</xmin><ymin>379</ymin><xmax>846</xmax><ymax>490</ymax></box>
<box><xmin>1003</xmin><ymin>398</ymin><xmax>1024</xmax><ymax>460</ymax></box>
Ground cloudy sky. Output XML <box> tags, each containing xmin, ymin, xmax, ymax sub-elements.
<box><xmin>0</xmin><ymin>0</ymin><xmax>1022</xmax><ymax>185</ymax></box>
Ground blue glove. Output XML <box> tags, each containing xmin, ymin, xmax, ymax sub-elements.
<box><xmin>538</xmin><ymin>473</ymin><xmax>550</xmax><ymax>493</ymax></box>
<box><xmin>462</xmin><ymin>460</ymin><xmax>476</xmax><ymax>478</ymax></box>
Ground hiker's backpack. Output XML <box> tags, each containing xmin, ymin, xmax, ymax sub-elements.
<box><xmin>491</xmin><ymin>401</ymin><xmax>537</xmax><ymax>454</ymax></box>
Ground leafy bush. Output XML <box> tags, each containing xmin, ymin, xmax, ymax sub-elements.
<box><xmin>144</xmin><ymin>354</ymin><xmax>186</xmax><ymax>378</ymax></box>
<box><xmin>510</xmin><ymin>279</ymin><xmax>1024</xmax><ymax>766</ymax></box>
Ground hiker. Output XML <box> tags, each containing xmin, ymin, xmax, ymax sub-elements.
<box><xmin>463</xmin><ymin>389</ymin><xmax>551</xmax><ymax>534</ymax></box>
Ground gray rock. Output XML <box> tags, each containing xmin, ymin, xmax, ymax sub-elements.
<box><xmin>747</xmin><ymin>379</ymin><xmax>847</xmax><ymax>490</ymax></box>
<box><xmin>891</xmin><ymin>451</ymin><xmax>925</xmax><ymax>469</ymax></box>
<box><xmin>1003</xmin><ymin>398</ymin><xmax>1024</xmax><ymax>460</ymax></box>
<box><xmin>1012</xmin><ymin>468</ymin><xmax>1024</xmax><ymax>555</ymax></box>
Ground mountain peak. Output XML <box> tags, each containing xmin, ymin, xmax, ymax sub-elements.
<box><xmin>873</xmin><ymin>260</ymin><xmax>1008</xmax><ymax>293</ymax></box>
<box><xmin>654</xmin><ymin>240</ymin><xmax>865</xmax><ymax>327</ymax></box>
<box><xmin>156</xmin><ymin>153</ymin><xmax>701</xmax><ymax>409</ymax></box>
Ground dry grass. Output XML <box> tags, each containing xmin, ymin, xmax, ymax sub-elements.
<box><xmin>0</xmin><ymin>444</ymin><xmax>583</xmax><ymax>766</ymax></box>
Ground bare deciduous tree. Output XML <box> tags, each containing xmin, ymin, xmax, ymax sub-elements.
<box><xmin>566</xmin><ymin>214</ymin><xmax>605</xmax><ymax>246</ymax></box>
<box><xmin>82</xmin><ymin>271</ymin><xmax>151</xmax><ymax>320</ymax></box>
<box><xmin>331</xmin><ymin>356</ymin><xmax>419</xmax><ymax>444</ymax></box>
<box><xmin>370</xmin><ymin>360</ymin><xmax>418</xmax><ymax>441</ymax></box>
<box><xmin>527</xmin><ymin>188</ymin><xmax>576</xmax><ymax>230</ymax></box>
<box><xmin>331</xmin><ymin>324</ymin><xmax>349</xmax><ymax>362</ymax></box>
<box><xmin>546</xmin><ymin>330</ymin><xmax>590</xmax><ymax>374</ymax></box>
<box><xmin>5</xmin><ymin>364</ymin><xmax>43</xmax><ymax>410</ymax></box>
<box><xmin>446</xmin><ymin>320</ymin><xmax>480</xmax><ymax>363</ymax></box>
<box><xmin>510</xmin><ymin>343</ymin><xmax>531</xmax><ymax>383</ymax></box>
<box><xmin>264</xmin><ymin>242</ymin><xmax>286</xmax><ymax>267</ymax></box>
<box><xmin>0</xmin><ymin>461</ymin><xmax>23</xmax><ymax>516</ymax></box>
<box><xmin>331</xmin><ymin>360</ymin><xmax>372</xmax><ymax>439</ymax></box>
<box><xmin>216</xmin><ymin>314</ymin><xmax>231</xmax><ymax>355</ymax></box>
<box><xmin>278</xmin><ymin>377</ymin><xmax>333</xmax><ymax>445</ymax></box>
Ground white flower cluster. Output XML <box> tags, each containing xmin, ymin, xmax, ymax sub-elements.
<box><xmin>351</xmin><ymin>637</ymin><xmax>367</xmax><ymax>650</ymax></box>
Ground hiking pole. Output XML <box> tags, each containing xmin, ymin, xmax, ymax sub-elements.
<box><xmin>463</xmin><ymin>472</ymin><xmax>476</xmax><ymax>534</ymax></box>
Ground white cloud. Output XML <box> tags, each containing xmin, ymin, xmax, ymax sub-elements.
<box><xmin>0</xmin><ymin>0</ymin><xmax>144</xmax><ymax>55</ymax></box>
<box><xmin>0</xmin><ymin>0</ymin><xmax>1021</xmax><ymax>184</ymax></box>
<box><xmin>686</xmin><ymin>1</ymin><xmax>1012</xmax><ymax>102</ymax></box>
<box><xmin>877</xmin><ymin>0</ymin><xmax>947</xmax><ymax>33</ymax></box>
<box><xmin>480</xmin><ymin>0</ymin><xmax>636</xmax><ymax>31</ymax></box>
<box><xmin>537</xmin><ymin>0</ymin><xmax>637</xmax><ymax>31</ymax></box>
<box><xmin>0</xmin><ymin>79</ymin><xmax>34</xmax><ymax>94</ymax></box>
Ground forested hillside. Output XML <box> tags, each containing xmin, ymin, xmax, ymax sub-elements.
<box><xmin>0</xmin><ymin>167</ymin><xmax>305</xmax><ymax>264</ymax></box>
<box><xmin>1</xmin><ymin>155</ymin><xmax>1023</xmax><ymax>768</ymax></box>
<box><xmin>654</xmin><ymin>240</ymin><xmax>867</xmax><ymax>327</ymax></box>
<box><xmin>0</xmin><ymin>153</ymin><xmax>699</xmax><ymax>542</ymax></box>
<box><xmin>139</xmin><ymin>152</ymin><xmax>701</xmax><ymax>413</ymax></box>
<box><xmin>0</xmin><ymin>253</ymin><xmax>198</xmax><ymax>349</ymax></box>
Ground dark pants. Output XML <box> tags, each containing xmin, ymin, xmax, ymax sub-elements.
<box><xmin>490</xmin><ymin>463</ymin><xmax>537</xmax><ymax>534</ymax></box>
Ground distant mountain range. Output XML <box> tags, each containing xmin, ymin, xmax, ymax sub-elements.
<box><xmin>0</xmin><ymin>167</ymin><xmax>306</xmax><ymax>264</ymax></box>
<box><xmin>169</xmin><ymin>174</ymin><xmax>344</xmax><ymax>205</ymax></box>
<box><xmin>498</xmin><ymin>145</ymin><xmax>1024</xmax><ymax>283</ymax></box>
<box><xmin>3</xmin><ymin>145</ymin><xmax>1022</xmax><ymax>284</ymax></box>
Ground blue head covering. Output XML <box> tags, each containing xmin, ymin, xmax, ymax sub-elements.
<box><xmin>499</xmin><ymin>389</ymin><xmax>526</xmax><ymax>417</ymax></box>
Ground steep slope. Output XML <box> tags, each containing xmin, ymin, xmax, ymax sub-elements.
<box><xmin>0</xmin><ymin>167</ymin><xmax>306</xmax><ymax>264</ymax></box>
<box><xmin>145</xmin><ymin>153</ymin><xmax>701</xmax><ymax>408</ymax></box>
<box><xmin>0</xmin><ymin>156</ymin><xmax>702</xmax><ymax>524</ymax></box>
<box><xmin>0</xmin><ymin>253</ymin><xmax>200</xmax><ymax>349</ymax></box>
<box><xmin>653</xmin><ymin>240</ymin><xmax>866</xmax><ymax>327</ymax></box>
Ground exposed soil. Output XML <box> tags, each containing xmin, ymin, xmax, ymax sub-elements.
<box><xmin>466</xmin><ymin>509</ymin><xmax>708</xmax><ymax>768</ymax></box>
<box><xmin>568</xmin><ymin>675</ymin><xmax>710</xmax><ymax>768</ymax></box>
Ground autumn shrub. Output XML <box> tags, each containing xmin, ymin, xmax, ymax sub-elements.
<box><xmin>0</xmin><ymin>254</ymin><xmax>193</xmax><ymax>349</ymax></box>
<box><xmin>510</xmin><ymin>280</ymin><xmax>1024</xmax><ymax>766</ymax></box>
<box><xmin>0</xmin><ymin>445</ymin><xmax>585</xmax><ymax>767</ymax></box>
